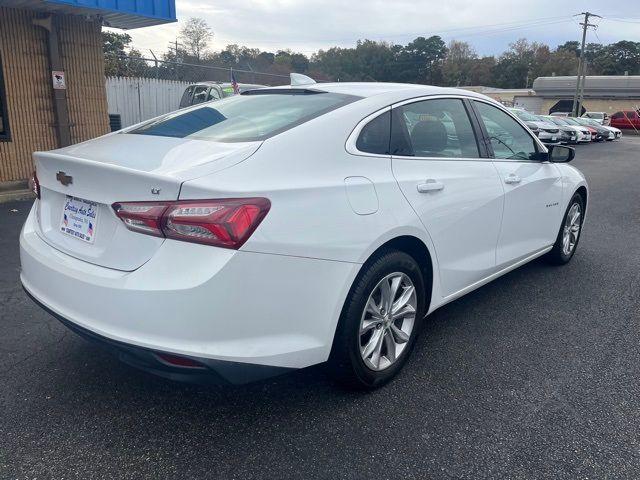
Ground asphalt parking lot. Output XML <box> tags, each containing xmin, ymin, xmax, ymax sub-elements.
<box><xmin>1</xmin><ymin>137</ymin><xmax>639</xmax><ymax>479</ymax></box>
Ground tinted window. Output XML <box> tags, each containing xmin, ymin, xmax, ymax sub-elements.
<box><xmin>393</xmin><ymin>99</ymin><xmax>480</xmax><ymax>158</ymax></box>
<box><xmin>611</xmin><ymin>112</ymin><xmax>623</xmax><ymax>119</ymax></box>
<box><xmin>475</xmin><ymin>102</ymin><xmax>538</xmax><ymax>161</ymax></box>
<box><xmin>207</xmin><ymin>87</ymin><xmax>221</xmax><ymax>101</ymax></box>
<box><xmin>0</xmin><ymin>53</ymin><xmax>9</xmax><ymax>140</ymax></box>
<box><xmin>179</xmin><ymin>86</ymin><xmax>194</xmax><ymax>108</ymax></box>
<box><xmin>192</xmin><ymin>86</ymin><xmax>209</xmax><ymax>105</ymax></box>
<box><xmin>131</xmin><ymin>92</ymin><xmax>359</xmax><ymax>143</ymax></box>
<box><xmin>356</xmin><ymin>111</ymin><xmax>390</xmax><ymax>154</ymax></box>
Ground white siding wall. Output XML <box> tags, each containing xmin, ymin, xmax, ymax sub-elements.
<box><xmin>105</xmin><ymin>77</ymin><xmax>190</xmax><ymax>128</ymax></box>
<box><xmin>513</xmin><ymin>96</ymin><xmax>544</xmax><ymax>114</ymax></box>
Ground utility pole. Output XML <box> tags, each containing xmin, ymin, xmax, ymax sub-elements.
<box><xmin>572</xmin><ymin>12</ymin><xmax>600</xmax><ymax>117</ymax></box>
<box><xmin>167</xmin><ymin>39</ymin><xmax>182</xmax><ymax>80</ymax></box>
<box><xmin>149</xmin><ymin>50</ymin><xmax>159</xmax><ymax>79</ymax></box>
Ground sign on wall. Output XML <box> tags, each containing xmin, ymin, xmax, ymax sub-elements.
<box><xmin>52</xmin><ymin>71</ymin><xmax>66</xmax><ymax>90</ymax></box>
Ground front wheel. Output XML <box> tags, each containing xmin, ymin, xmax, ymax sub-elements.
<box><xmin>545</xmin><ymin>193</ymin><xmax>584</xmax><ymax>265</ymax></box>
<box><xmin>328</xmin><ymin>250</ymin><xmax>426</xmax><ymax>389</ymax></box>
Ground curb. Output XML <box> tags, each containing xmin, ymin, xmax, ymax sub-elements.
<box><xmin>0</xmin><ymin>189</ymin><xmax>35</xmax><ymax>203</ymax></box>
<box><xmin>0</xmin><ymin>180</ymin><xmax>34</xmax><ymax>203</ymax></box>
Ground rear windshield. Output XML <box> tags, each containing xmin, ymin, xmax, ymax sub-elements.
<box><xmin>129</xmin><ymin>92</ymin><xmax>360</xmax><ymax>142</ymax></box>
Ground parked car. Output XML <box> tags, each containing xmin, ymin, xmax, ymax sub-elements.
<box><xmin>543</xmin><ymin>116</ymin><xmax>590</xmax><ymax>143</ymax></box>
<box><xmin>610</xmin><ymin>111</ymin><xmax>640</xmax><ymax>130</ymax></box>
<box><xmin>562</xmin><ymin>117</ymin><xmax>604</xmax><ymax>142</ymax></box>
<box><xmin>581</xmin><ymin>111</ymin><xmax>609</xmax><ymax>126</ymax></box>
<box><xmin>509</xmin><ymin>109</ymin><xmax>561</xmax><ymax>145</ymax></box>
<box><xmin>574</xmin><ymin>118</ymin><xmax>615</xmax><ymax>141</ymax></box>
<box><xmin>577</xmin><ymin>118</ymin><xmax>621</xmax><ymax>140</ymax></box>
<box><xmin>21</xmin><ymin>81</ymin><xmax>587</xmax><ymax>388</ymax></box>
<box><xmin>179</xmin><ymin>82</ymin><xmax>266</xmax><ymax>108</ymax></box>
<box><xmin>537</xmin><ymin>115</ymin><xmax>577</xmax><ymax>144</ymax></box>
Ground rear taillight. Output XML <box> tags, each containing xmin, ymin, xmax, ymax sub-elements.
<box><xmin>29</xmin><ymin>171</ymin><xmax>40</xmax><ymax>199</ymax></box>
<box><xmin>112</xmin><ymin>198</ymin><xmax>270</xmax><ymax>249</ymax></box>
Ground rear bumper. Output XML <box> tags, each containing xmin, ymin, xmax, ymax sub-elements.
<box><xmin>24</xmin><ymin>288</ymin><xmax>292</xmax><ymax>384</ymax></box>
<box><xmin>20</xmin><ymin>204</ymin><xmax>359</xmax><ymax>378</ymax></box>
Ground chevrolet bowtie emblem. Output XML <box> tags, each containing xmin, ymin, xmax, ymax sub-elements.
<box><xmin>56</xmin><ymin>171</ymin><xmax>73</xmax><ymax>186</ymax></box>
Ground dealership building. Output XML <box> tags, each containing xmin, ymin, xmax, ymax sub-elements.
<box><xmin>462</xmin><ymin>76</ymin><xmax>640</xmax><ymax>116</ymax></box>
<box><xmin>0</xmin><ymin>0</ymin><xmax>175</xmax><ymax>187</ymax></box>
<box><xmin>529</xmin><ymin>75</ymin><xmax>640</xmax><ymax>115</ymax></box>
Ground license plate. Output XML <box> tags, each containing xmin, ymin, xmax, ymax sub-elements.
<box><xmin>552</xmin><ymin>136</ymin><xmax>557</xmax><ymax>141</ymax></box>
<box><xmin>60</xmin><ymin>196</ymin><xmax>99</xmax><ymax>244</ymax></box>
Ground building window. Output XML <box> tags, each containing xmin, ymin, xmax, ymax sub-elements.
<box><xmin>0</xmin><ymin>53</ymin><xmax>10</xmax><ymax>141</ymax></box>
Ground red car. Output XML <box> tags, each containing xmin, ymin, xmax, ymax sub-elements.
<box><xmin>610</xmin><ymin>111</ymin><xmax>640</xmax><ymax>130</ymax></box>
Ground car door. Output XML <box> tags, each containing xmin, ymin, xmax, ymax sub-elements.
<box><xmin>471</xmin><ymin>100</ymin><xmax>563</xmax><ymax>268</ymax></box>
<box><xmin>391</xmin><ymin>97</ymin><xmax>504</xmax><ymax>298</ymax></box>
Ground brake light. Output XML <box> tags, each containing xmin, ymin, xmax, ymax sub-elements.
<box><xmin>29</xmin><ymin>171</ymin><xmax>40</xmax><ymax>199</ymax></box>
<box><xmin>112</xmin><ymin>198</ymin><xmax>270</xmax><ymax>249</ymax></box>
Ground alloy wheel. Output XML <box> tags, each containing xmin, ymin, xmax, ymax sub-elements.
<box><xmin>359</xmin><ymin>272</ymin><xmax>417</xmax><ymax>371</ymax></box>
<box><xmin>562</xmin><ymin>202</ymin><xmax>581</xmax><ymax>256</ymax></box>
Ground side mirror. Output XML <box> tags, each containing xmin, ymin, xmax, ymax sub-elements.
<box><xmin>548</xmin><ymin>145</ymin><xmax>575</xmax><ymax>163</ymax></box>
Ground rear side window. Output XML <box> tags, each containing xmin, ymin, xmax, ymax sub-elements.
<box><xmin>392</xmin><ymin>98</ymin><xmax>480</xmax><ymax>158</ymax></box>
<box><xmin>207</xmin><ymin>87</ymin><xmax>221</xmax><ymax>101</ymax></box>
<box><xmin>356</xmin><ymin>111</ymin><xmax>390</xmax><ymax>154</ymax></box>
<box><xmin>130</xmin><ymin>92</ymin><xmax>360</xmax><ymax>143</ymax></box>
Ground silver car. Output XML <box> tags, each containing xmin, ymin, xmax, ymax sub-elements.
<box><xmin>509</xmin><ymin>109</ymin><xmax>561</xmax><ymax>146</ymax></box>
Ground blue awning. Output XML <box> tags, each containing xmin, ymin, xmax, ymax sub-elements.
<box><xmin>9</xmin><ymin>0</ymin><xmax>177</xmax><ymax>29</ymax></box>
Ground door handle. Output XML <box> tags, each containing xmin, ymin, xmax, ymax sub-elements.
<box><xmin>504</xmin><ymin>174</ymin><xmax>522</xmax><ymax>185</ymax></box>
<box><xmin>417</xmin><ymin>179</ymin><xmax>444</xmax><ymax>193</ymax></box>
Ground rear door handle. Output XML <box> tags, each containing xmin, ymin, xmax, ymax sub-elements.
<box><xmin>417</xmin><ymin>179</ymin><xmax>444</xmax><ymax>193</ymax></box>
<box><xmin>504</xmin><ymin>174</ymin><xmax>522</xmax><ymax>185</ymax></box>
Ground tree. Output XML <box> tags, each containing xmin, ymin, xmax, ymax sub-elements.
<box><xmin>103</xmin><ymin>31</ymin><xmax>133</xmax><ymax>76</ymax></box>
<box><xmin>492</xmin><ymin>39</ymin><xmax>549</xmax><ymax>88</ymax></box>
<box><xmin>179</xmin><ymin>17</ymin><xmax>213</xmax><ymax>62</ymax></box>
<box><xmin>275</xmin><ymin>49</ymin><xmax>310</xmax><ymax>73</ymax></box>
<box><xmin>557</xmin><ymin>41</ymin><xmax>580</xmax><ymax>57</ymax></box>
<box><xmin>469</xmin><ymin>56</ymin><xmax>496</xmax><ymax>86</ymax></box>
<box><xmin>391</xmin><ymin>36</ymin><xmax>447</xmax><ymax>84</ymax></box>
<box><xmin>442</xmin><ymin>40</ymin><xmax>477</xmax><ymax>86</ymax></box>
<box><xmin>589</xmin><ymin>41</ymin><xmax>640</xmax><ymax>75</ymax></box>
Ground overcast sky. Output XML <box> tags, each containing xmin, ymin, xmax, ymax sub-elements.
<box><xmin>114</xmin><ymin>1</ymin><xmax>640</xmax><ymax>58</ymax></box>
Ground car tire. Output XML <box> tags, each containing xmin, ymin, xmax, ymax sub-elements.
<box><xmin>545</xmin><ymin>193</ymin><xmax>585</xmax><ymax>265</ymax></box>
<box><xmin>328</xmin><ymin>249</ymin><xmax>426</xmax><ymax>389</ymax></box>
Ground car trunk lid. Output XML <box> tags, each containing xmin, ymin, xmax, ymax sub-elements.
<box><xmin>34</xmin><ymin>133</ymin><xmax>261</xmax><ymax>271</ymax></box>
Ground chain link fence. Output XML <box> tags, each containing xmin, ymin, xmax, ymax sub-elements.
<box><xmin>104</xmin><ymin>53</ymin><xmax>291</xmax><ymax>86</ymax></box>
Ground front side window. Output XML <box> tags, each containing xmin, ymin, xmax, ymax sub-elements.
<box><xmin>130</xmin><ymin>91</ymin><xmax>360</xmax><ymax>143</ymax></box>
<box><xmin>475</xmin><ymin>102</ymin><xmax>538</xmax><ymax>161</ymax></box>
<box><xmin>0</xmin><ymin>54</ymin><xmax>9</xmax><ymax>141</ymax></box>
<box><xmin>392</xmin><ymin>98</ymin><xmax>480</xmax><ymax>158</ymax></box>
<box><xmin>191</xmin><ymin>86</ymin><xmax>209</xmax><ymax>105</ymax></box>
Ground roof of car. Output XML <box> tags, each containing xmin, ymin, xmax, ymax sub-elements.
<box><xmin>256</xmin><ymin>82</ymin><xmax>491</xmax><ymax>100</ymax></box>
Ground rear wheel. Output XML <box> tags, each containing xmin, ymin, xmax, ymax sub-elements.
<box><xmin>545</xmin><ymin>193</ymin><xmax>584</xmax><ymax>265</ymax></box>
<box><xmin>328</xmin><ymin>250</ymin><xmax>426</xmax><ymax>389</ymax></box>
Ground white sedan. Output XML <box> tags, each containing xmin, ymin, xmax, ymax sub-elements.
<box><xmin>20</xmin><ymin>78</ymin><xmax>588</xmax><ymax>388</ymax></box>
